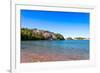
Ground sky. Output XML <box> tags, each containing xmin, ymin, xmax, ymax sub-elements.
<box><xmin>21</xmin><ymin>9</ymin><xmax>90</xmax><ymax>38</ymax></box>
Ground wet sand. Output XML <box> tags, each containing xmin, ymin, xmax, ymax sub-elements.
<box><xmin>21</xmin><ymin>49</ymin><xmax>88</xmax><ymax>63</ymax></box>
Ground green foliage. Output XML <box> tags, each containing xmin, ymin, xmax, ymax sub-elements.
<box><xmin>55</xmin><ymin>33</ymin><xmax>65</xmax><ymax>40</ymax></box>
<box><xmin>74</xmin><ymin>37</ymin><xmax>86</xmax><ymax>40</ymax></box>
<box><xmin>21</xmin><ymin>28</ymin><xmax>65</xmax><ymax>40</ymax></box>
<box><xmin>21</xmin><ymin>28</ymin><xmax>87</xmax><ymax>41</ymax></box>
<box><xmin>66</xmin><ymin>37</ymin><xmax>73</xmax><ymax>40</ymax></box>
<box><xmin>21</xmin><ymin>28</ymin><xmax>33</xmax><ymax>40</ymax></box>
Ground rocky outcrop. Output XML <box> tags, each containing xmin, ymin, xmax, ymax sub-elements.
<box><xmin>21</xmin><ymin>28</ymin><xmax>65</xmax><ymax>40</ymax></box>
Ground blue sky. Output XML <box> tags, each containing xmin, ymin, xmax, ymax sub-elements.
<box><xmin>21</xmin><ymin>9</ymin><xmax>90</xmax><ymax>38</ymax></box>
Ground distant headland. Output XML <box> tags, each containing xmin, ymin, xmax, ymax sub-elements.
<box><xmin>21</xmin><ymin>28</ymin><xmax>89</xmax><ymax>41</ymax></box>
<box><xmin>66</xmin><ymin>37</ymin><xmax>89</xmax><ymax>40</ymax></box>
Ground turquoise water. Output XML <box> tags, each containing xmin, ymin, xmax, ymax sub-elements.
<box><xmin>21</xmin><ymin>40</ymin><xmax>89</xmax><ymax>59</ymax></box>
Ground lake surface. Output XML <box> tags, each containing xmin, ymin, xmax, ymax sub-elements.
<box><xmin>21</xmin><ymin>40</ymin><xmax>89</xmax><ymax>61</ymax></box>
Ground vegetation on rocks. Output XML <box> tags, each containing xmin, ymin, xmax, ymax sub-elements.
<box><xmin>21</xmin><ymin>28</ymin><xmax>65</xmax><ymax>40</ymax></box>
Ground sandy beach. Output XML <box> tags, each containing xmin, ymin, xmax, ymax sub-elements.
<box><xmin>21</xmin><ymin>49</ymin><xmax>88</xmax><ymax>63</ymax></box>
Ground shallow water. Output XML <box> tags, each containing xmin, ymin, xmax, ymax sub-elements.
<box><xmin>21</xmin><ymin>40</ymin><xmax>89</xmax><ymax>60</ymax></box>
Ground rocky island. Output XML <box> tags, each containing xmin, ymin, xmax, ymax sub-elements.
<box><xmin>21</xmin><ymin>28</ymin><xmax>65</xmax><ymax>40</ymax></box>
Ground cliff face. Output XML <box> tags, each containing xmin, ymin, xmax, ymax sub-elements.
<box><xmin>21</xmin><ymin>28</ymin><xmax>65</xmax><ymax>40</ymax></box>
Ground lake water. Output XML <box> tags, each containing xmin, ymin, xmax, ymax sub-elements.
<box><xmin>21</xmin><ymin>40</ymin><xmax>89</xmax><ymax>60</ymax></box>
